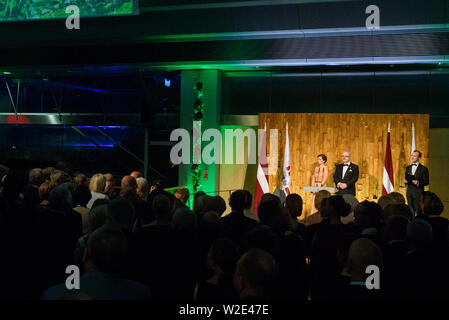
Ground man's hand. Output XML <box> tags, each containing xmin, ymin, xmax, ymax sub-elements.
<box><xmin>340</xmin><ymin>183</ymin><xmax>347</xmax><ymax>189</ymax></box>
<box><xmin>404</xmin><ymin>178</ymin><xmax>408</xmax><ymax>184</ymax></box>
<box><xmin>412</xmin><ymin>179</ymin><xmax>419</xmax><ymax>186</ymax></box>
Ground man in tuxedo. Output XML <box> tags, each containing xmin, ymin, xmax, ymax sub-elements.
<box><xmin>404</xmin><ymin>150</ymin><xmax>429</xmax><ymax>216</ymax></box>
<box><xmin>334</xmin><ymin>151</ymin><xmax>359</xmax><ymax>196</ymax></box>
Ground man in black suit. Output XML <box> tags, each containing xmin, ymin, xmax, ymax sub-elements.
<box><xmin>334</xmin><ymin>151</ymin><xmax>359</xmax><ymax>196</ymax></box>
<box><xmin>404</xmin><ymin>150</ymin><xmax>429</xmax><ymax>216</ymax></box>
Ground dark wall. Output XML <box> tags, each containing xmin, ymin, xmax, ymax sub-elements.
<box><xmin>223</xmin><ymin>70</ymin><xmax>449</xmax><ymax>127</ymax></box>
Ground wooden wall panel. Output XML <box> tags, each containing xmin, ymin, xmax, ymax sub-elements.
<box><xmin>259</xmin><ymin>113</ymin><xmax>429</xmax><ymax>219</ymax></box>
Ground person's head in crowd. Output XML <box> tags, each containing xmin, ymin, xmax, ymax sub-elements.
<box><xmin>29</xmin><ymin>168</ymin><xmax>43</xmax><ymax>187</ymax></box>
<box><xmin>378</xmin><ymin>195</ymin><xmax>395</xmax><ymax>211</ymax></box>
<box><xmin>234</xmin><ymin>248</ymin><xmax>278</xmax><ymax>300</ymax></box>
<box><xmin>315</xmin><ymin>190</ymin><xmax>331</xmax><ymax>212</ymax></box>
<box><xmin>172</xmin><ymin>207</ymin><xmax>197</xmax><ymax>233</ymax></box>
<box><xmin>383</xmin><ymin>203</ymin><xmax>413</xmax><ymax>223</ymax></box>
<box><xmin>245</xmin><ymin>225</ymin><xmax>281</xmax><ymax>258</ymax></box>
<box><xmin>73</xmin><ymin>184</ymin><xmax>92</xmax><ymax>208</ymax></box>
<box><xmin>340</xmin><ymin>194</ymin><xmax>359</xmax><ymax>224</ymax></box>
<box><xmin>89</xmin><ymin>174</ymin><xmax>106</xmax><ymax>194</ymax></box>
<box><xmin>83</xmin><ymin>224</ymin><xmax>128</xmax><ymax>274</ymax></box>
<box><xmin>382</xmin><ymin>215</ymin><xmax>409</xmax><ymax>245</ymax></box>
<box><xmin>130</xmin><ymin>171</ymin><xmax>142</xmax><ymax>179</ymax></box>
<box><xmin>207</xmin><ymin>238</ymin><xmax>240</xmax><ymax>277</ymax></box>
<box><xmin>55</xmin><ymin>161</ymin><xmax>70</xmax><ymax>174</ymax></box>
<box><xmin>260</xmin><ymin>193</ymin><xmax>282</xmax><ymax>208</ymax></box>
<box><xmin>353</xmin><ymin>201</ymin><xmax>383</xmax><ymax>231</ymax></box>
<box><xmin>48</xmin><ymin>185</ymin><xmax>72</xmax><ymax>214</ymax></box>
<box><xmin>321</xmin><ymin>195</ymin><xmax>351</xmax><ymax>223</ymax></box>
<box><xmin>104</xmin><ymin>173</ymin><xmax>115</xmax><ymax>198</ymax></box>
<box><xmin>204</xmin><ymin>196</ymin><xmax>227</xmax><ymax>217</ymax></box>
<box><xmin>388</xmin><ymin>192</ymin><xmax>406</xmax><ymax>205</ymax></box>
<box><xmin>74</xmin><ymin>174</ymin><xmax>88</xmax><ymax>189</ymax></box>
<box><xmin>39</xmin><ymin>181</ymin><xmax>53</xmax><ymax>204</ymax></box>
<box><xmin>152</xmin><ymin>193</ymin><xmax>172</xmax><ymax>224</ymax></box>
<box><xmin>88</xmin><ymin>204</ymin><xmax>109</xmax><ymax>235</ymax></box>
<box><xmin>91</xmin><ymin>198</ymin><xmax>110</xmax><ymax>211</ymax></box>
<box><xmin>174</xmin><ymin>187</ymin><xmax>190</xmax><ymax>205</ymax></box>
<box><xmin>42</xmin><ymin>167</ymin><xmax>55</xmax><ymax>182</ymax></box>
<box><xmin>345</xmin><ymin>238</ymin><xmax>382</xmax><ymax>282</ymax></box>
<box><xmin>50</xmin><ymin>170</ymin><xmax>71</xmax><ymax>186</ymax></box>
<box><xmin>229</xmin><ymin>190</ymin><xmax>249</xmax><ymax>213</ymax></box>
<box><xmin>136</xmin><ymin>177</ymin><xmax>149</xmax><ymax>201</ymax></box>
<box><xmin>258</xmin><ymin>199</ymin><xmax>290</xmax><ymax>235</ymax></box>
<box><xmin>106</xmin><ymin>198</ymin><xmax>135</xmax><ymax>232</ymax></box>
<box><xmin>193</xmin><ymin>191</ymin><xmax>207</xmax><ymax>214</ymax></box>
<box><xmin>406</xmin><ymin>219</ymin><xmax>433</xmax><ymax>253</ymax></box>
<box><xmin>202</xmin><ymin>210</ymin><xmax>220</xmax><ymax>227</ymax></box>
<box><xmin>420</xmin><ymin>191</ymin><xmax>444</xmax><ymax>217</ymax></box>
<box><xmin>120</xmin><ymin>175</ymin><xmax>137</xmax><ymax>197</ymax></box>
<box><xmin>242</xmin><ymin>190</ymin><xmax>253</xmax><ymax>211</ymax></box>
<box><xmin>285</xmin><ymin>193</ymin><xmax>303</xmax><ymax>219</ymax></box>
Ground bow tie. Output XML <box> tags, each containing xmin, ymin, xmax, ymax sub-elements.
<box><xmin>343</xmin><ymin>164</ymin><xmax>349</xmax><ymax>167</ymax></box>
<box><xmin>412</xmin><ymin>163</ymin><xmax>418</xmax><ymax>166</ymax></box>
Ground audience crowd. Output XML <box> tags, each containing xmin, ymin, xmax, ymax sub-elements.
<box><xmin>0</xmin><ymin>163</ymin><xmax>448</xmax><ymax>300</ymax></box>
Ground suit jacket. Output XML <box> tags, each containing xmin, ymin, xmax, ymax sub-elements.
<box><xmin>405</xmin><ymin>163</ymin><xmax>429</xmax><ymax>196</ymax></box>
<box><xmin>333</xmin><ymin>163</ymin><xmax>359</xmax><ymax>196</ymax></box>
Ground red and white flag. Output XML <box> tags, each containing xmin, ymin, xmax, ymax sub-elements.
<box><xmin>282</xmin><ymin>122</ymin><xmax>291</xmax><ymax>196</ymax></box>
<box><xmin>382</xmin><ymin>123</ymin><xmax>394</xmax><ymax>195</ymax></box>
<box><xmin>254</xmin><ymin>123</ymin><xmax>269</xmax><ymax>212</ymax></box>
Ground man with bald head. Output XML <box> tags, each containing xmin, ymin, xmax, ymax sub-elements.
<box><xmin>333</xmin><ymin>151</ymin><xmax>359</xmax><ymax>196</ymax></box>
<box><xmin>121</xmin><ymin>175</ymin><xmax>152</xmax><ymax>227</ymax></box>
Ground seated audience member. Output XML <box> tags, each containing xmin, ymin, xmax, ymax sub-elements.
<box><xmin>136</xmin><ymin>177</ymin><xmax>149</xmax><ymax>201</ymax></box>
<box><xmin>219</xmin><ymin>190</ymin><xmax>259</xmax><ymax>249</ymax></box>
<box><xmin>74</xmin><ymin>173</ymin><xmax>88</xmax><ymax>189</ymax></box>
<box><xmin>50</xmin><ymin>170</ymin><xmax>71</xmax><ymax>186</ymax></box>
<box><xmin>41</xmin><ymin>167</ymin><xmax>55</xmax><ymax>183</ymax></box>
<box><xmin>23</xmin><ymin>168</ymin><xmax>43</xmax><ymax>209</ymax></box>
<box><xmin>377</xmin><ymin>195</ymin><xmax>396</xmax><ymax>211</ymax></box>
<box><xmin>38</xmin><ymin>181</ymin><xmax>53</xmax><ymax>208</ymax></box>
<box><xmin>106</xmin><ymin>198</ymin><xmax>136</xmax><ymax>235</ymax></box>
<box><xmin>120</xmin><ymin>175</ymin><xmax>150</xmax><ymax>228</ymax></box>
<box><xmin>195</xmin><ymin>238</ymin><xmax>240</xmax><ymax>301</ymax></box>
<box><xmin>353</xmin><ymin>201</ymin><xmax>383</xmax><ymax>245</ymax></box>
<box><xmin>37</xmin><ymin>185</ymin><xmax>83</xmax><ymax>291</ymax></box>
<box><xmin>285</xmin><ymin>193</ymin><xmax>305</xmax><ymax>235</ymax></box>
<box><xmin>401</xmin><ymin>219</ymin><xmax>447</xmax><ymax>299</ymax></box>
<box><xmin>74</xmin><ymin>204</ymin><xmax>109</xmax><ymax>272</ymax></box>
<box><xmin>381</xmin><ymin>215</ymin><xmax>409</xmax><ymax>298</ymax></box>
<box><xmin>42</xmin><ymin>225</ymin><xmax>150</xmax><ymax>300</ymax></box>
<box><xmin>340</xmin><ymin>238</ymin><xmax>383</xmax><ymax>300</ymax></box>
<box><xmin>304</xmin><ymin>190</ymin><xmax>331</xmax><ymax>227</ymax></box>
<box><xmin>309</xmin><ymin>196</ymin><xmax>354</xmax><ymax>300</ymax></box>
<box><xmin>86</xmin><ymin>173</ymin><xmax>108</xmax><ymax>209</ymax></box>
<box><xmin>234</xmin><ymin>248</ymin><xmax>278</xmax><ymax>300</ymax></box>
<box><xmin>341</xmin><ymin>194</ymin><xmax>359</xmax><ymax>225</ymax></box>
<box><xmin>130</xmin><ymin>193</ymin><xmax>182</xmax><ymax>300</ymax></box>
<box><xmin>104</xmin><ymin>173</ymin><xmax>117</xmax><ymax>199</ymax></box>
<box><xmin>418</xmin><ymin>191</ymin><xmax>448</xmax><ymax>252</ymax></box>
<box><xmin>72</xmin><ymin>180</ymin><xmax>92</xmax><ymax>235</ymax></box>
<box><xmin>388</xmin><ymin>192</ymin><xmax>406</xmax><ymax>205</ymax></box>
<box><xmin>382</xmin><ymin>203</ymin><xmax>413</xmax><ymax>223</ymax></box>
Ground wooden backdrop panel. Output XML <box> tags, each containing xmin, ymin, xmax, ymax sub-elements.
<box><xmin>259</xmin><ymin>113</ymin><xmax>429</xmax><ymax>219</ymax></box>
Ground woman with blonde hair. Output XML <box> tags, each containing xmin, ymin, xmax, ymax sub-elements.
<box><xmin>86</xmin><ymin>173</ymin><xmax>109</xmax><ymax>209</ymax></box>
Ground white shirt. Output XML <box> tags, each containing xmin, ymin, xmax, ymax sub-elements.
<box><xmin>411</xmin><ymin>162</ymin><xmax>419</xmax><ymax>175</ymax></box>
<box><xmin>87</xmin><ymin>191</ymin><xmax>109</xmax><ymax>209</ymax></box>
<box><xmin>342</xmin><ymin>162</ymin><xmax>351</xmax><ymax>179</ymax></box>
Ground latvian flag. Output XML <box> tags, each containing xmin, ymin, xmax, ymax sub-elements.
<box><xmin>254</xmin><ymin>123</ymin><xmax>269</xmax><ymax>212</ymax></box>
<box><xmin>382</xmin><ymin>123</ymin><xmax>394</xmax><ymax>195</ymax></box>
<box><xmin>282</xmin><ymin>122</ymin><xmax>291</xmax><ymax>196</ymax></box>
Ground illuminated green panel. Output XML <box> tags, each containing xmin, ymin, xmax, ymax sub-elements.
<box><xmin>0</xmin><ymin>0</ymin><xmax>138</xmax><ymax>21</ymax></box>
